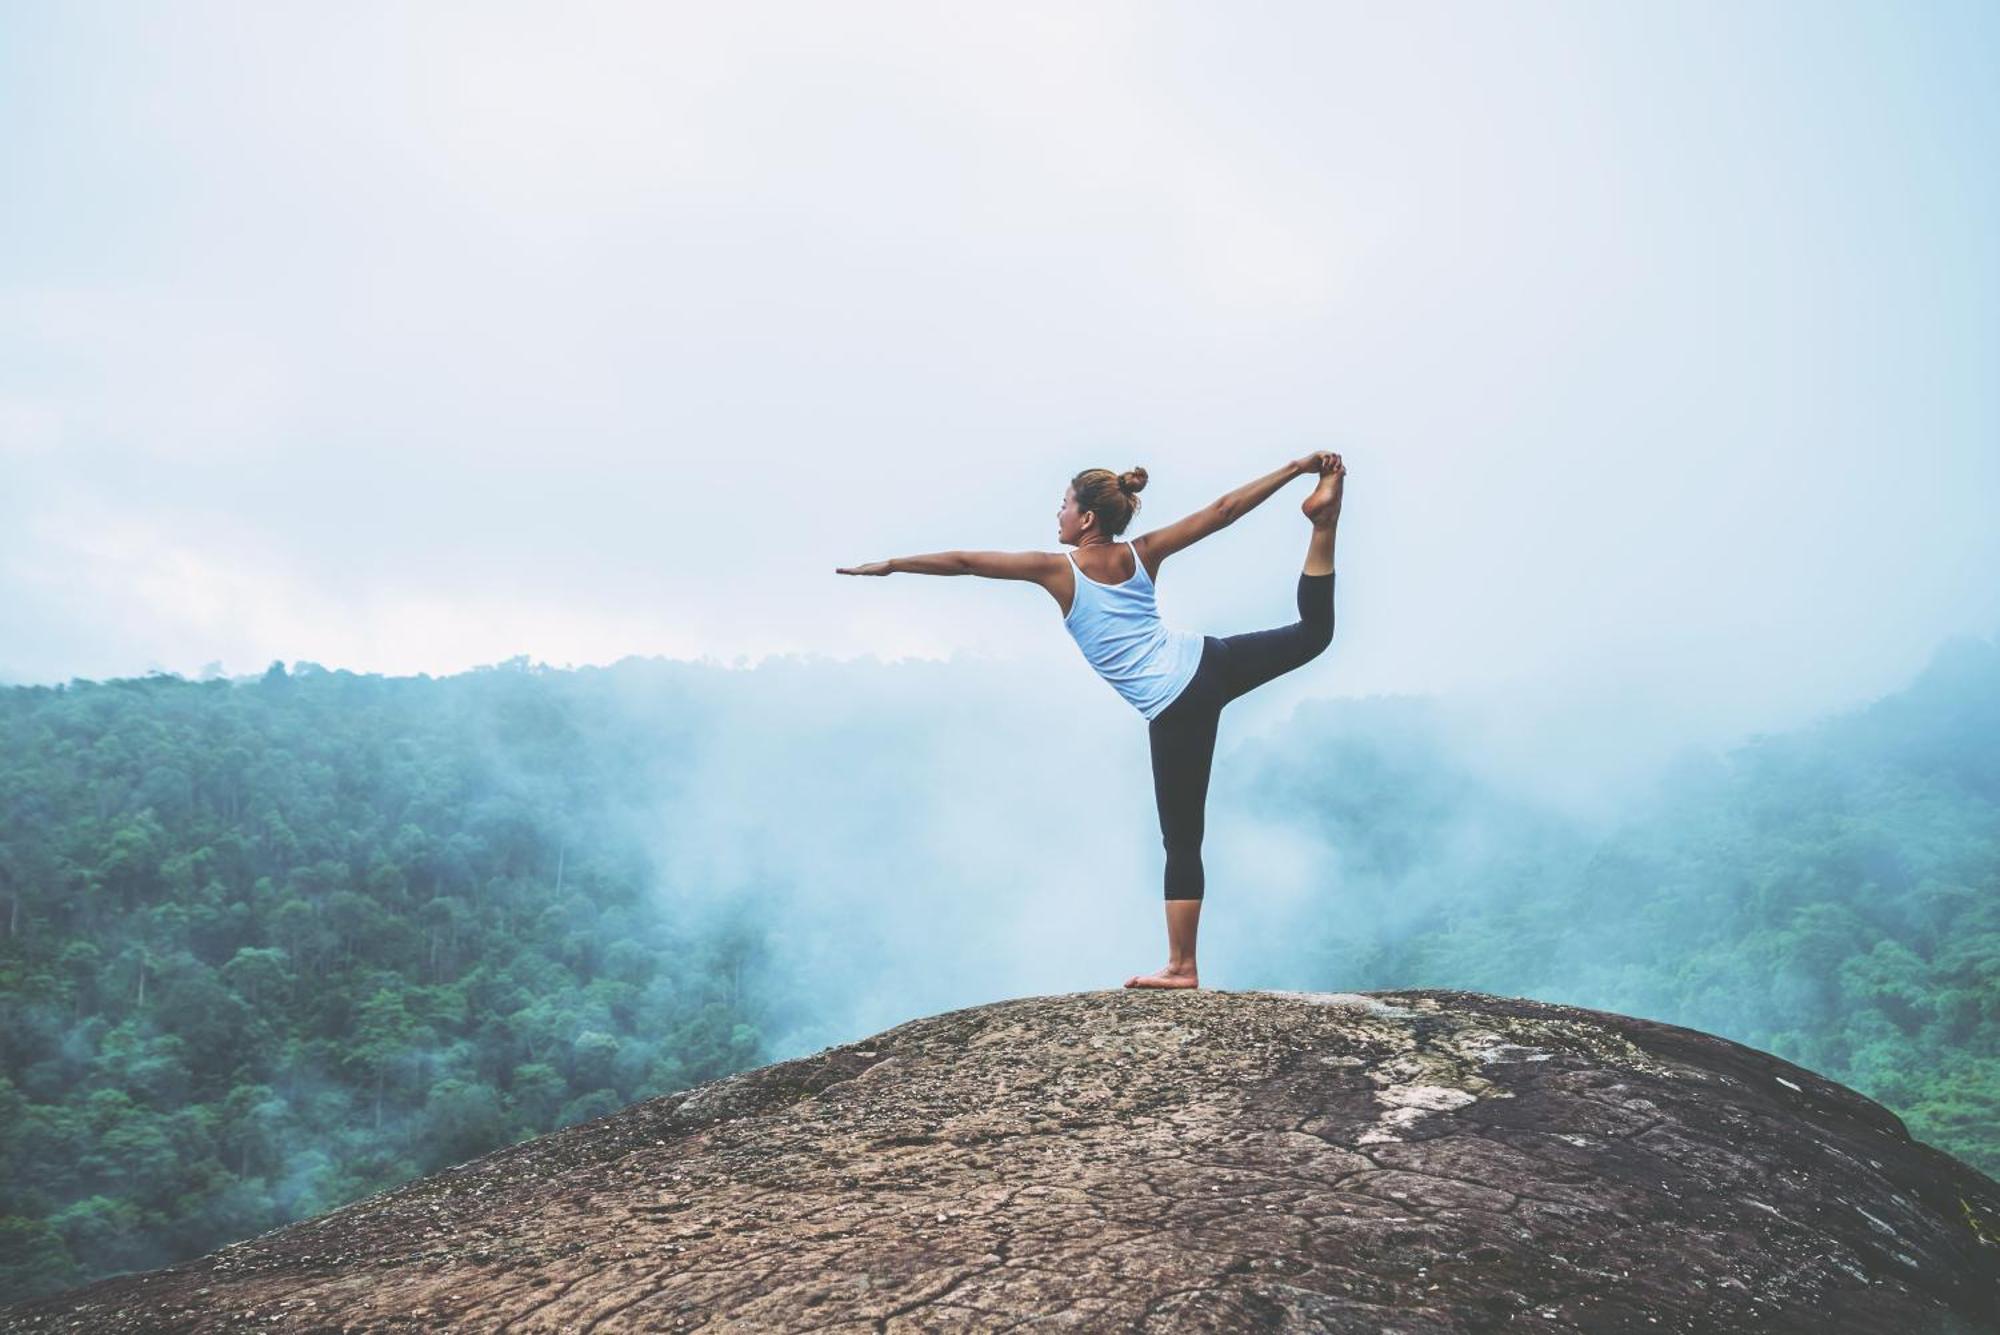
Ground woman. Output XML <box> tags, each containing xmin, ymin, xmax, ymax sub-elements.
<box><xmin>837</xmin><ymin>451</ymin><xmax>1345</xmax><ymax>991</ymax></box>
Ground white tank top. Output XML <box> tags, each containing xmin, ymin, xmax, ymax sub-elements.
<box><xmin>1062</xmin><ymin>540</ymin><xmax>1204</xmax><ymax>720</ymax></box>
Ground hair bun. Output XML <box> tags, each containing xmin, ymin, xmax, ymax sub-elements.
<box><xmin>1119</xmin><ymin>466</ymin><xmax>1149</xmax><ymax>495</ymax></box>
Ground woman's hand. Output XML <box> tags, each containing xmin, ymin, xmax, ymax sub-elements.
<box><xmin>835</xmin><ymin>561</ymin><xmax>894</xmax><ymax>576</ymax></box>
<box><xmin>1291</xmin><ymin>450</ymin><xmax>1338</xmax><ymax>476</ymax></box>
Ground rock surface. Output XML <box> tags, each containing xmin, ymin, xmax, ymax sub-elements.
<box><xmin>5</xmin><ymin>988</ymin><xmax>1999</xmax><ymax>1332</ymax></box>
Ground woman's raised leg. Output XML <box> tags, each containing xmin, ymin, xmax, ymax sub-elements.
<box><xmin>1211</xmin><ymin>459</ymin><xmax>1341</xmax><ymax>704</ymax></box>
<box><xmin>1212</xmin><ymin>572</ymin><xmax>1335</xmax><ymax>704</ymax></box>
<box><xmin>1302</xmin><ymin>452</ymin><xmax>1344</xmax><ymax>572</ymax></box>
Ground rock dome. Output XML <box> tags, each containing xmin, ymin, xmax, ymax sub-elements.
<box><xmin>5</xmin><ymin>988</ymin><xmax>1997</xmax><ymax>1332</ymax></box>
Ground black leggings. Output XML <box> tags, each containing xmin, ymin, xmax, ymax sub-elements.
<box><xmin>1148</xmin><ymin>571</ymin><xmax>1335</xmax><ymax>901</ymax></box>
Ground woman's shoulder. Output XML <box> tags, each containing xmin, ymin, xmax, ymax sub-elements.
<box><xmin>1130</xmin><ymin>535</ymin><xmax>1159</xmax><ymax>583</ymax></box>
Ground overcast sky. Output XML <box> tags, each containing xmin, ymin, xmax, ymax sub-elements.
<box><xmin>4</xmin><ymin>0</ymin><xmax>1996</xmax><ymax>749</ymax></box>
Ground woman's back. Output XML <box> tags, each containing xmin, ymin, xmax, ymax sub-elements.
<box><xmin>1061</xmin><ymin>539</ymin><xmax>1203</xmax><ymax>721</ymax></box>
<box><xmin>1065</xmin><ymin>539</ymin><xmax>1148</xmax><ymax>592</ymax></box>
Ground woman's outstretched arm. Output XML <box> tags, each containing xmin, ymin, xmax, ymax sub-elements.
<box><xmin>836</xmin><ymin>551</ymin><xmax>1065</xmax><ymax>581</ymax></box>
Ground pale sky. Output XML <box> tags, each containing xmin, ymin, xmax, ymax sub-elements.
<box><xmin>4</xmin><ymin>0</ymin><xmax>1997</xmax><ymax>747</ymax></box>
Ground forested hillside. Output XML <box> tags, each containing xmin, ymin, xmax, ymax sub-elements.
<box><xmin>1251</xmin><ymin>635</ymin><xmax>2000</xmax><ymax>1177</ymax></box>
<box><xmin>2</xmin><ymin>637</ymin><xmax>1997</xmax><ymax>1307</ymax></box>
<box><xmin>0</xmin><ymin>658</ymin><xmax>770</xmax><ymax>1303</ymax></box>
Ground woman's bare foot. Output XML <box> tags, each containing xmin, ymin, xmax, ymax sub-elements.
<box><xmin>1124</xmin><ymin>964</ymin><xmax>1199</xmax><ymax>989</ymax></box>
<box><xmin>1302</xmin><ymin>453</ymin><xmax>1345</xmax><ymax>529</ymax></box>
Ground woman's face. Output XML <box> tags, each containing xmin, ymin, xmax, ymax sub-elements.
<box><xmin>1057</xmin><ymin>486</ymin><xmax>1090</xmax><ymax>545</ymax></box>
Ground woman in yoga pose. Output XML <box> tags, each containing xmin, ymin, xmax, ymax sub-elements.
<box><xmin>836</xmin><ymin>452</ymin><xmax>1345</xmax><ymax>990</ymax></box>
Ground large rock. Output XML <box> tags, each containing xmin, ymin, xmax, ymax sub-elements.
<box><xmin>5</xmin><ymin>988</ymin><xmax>1998</xmax><ymax>1332</ymax></box>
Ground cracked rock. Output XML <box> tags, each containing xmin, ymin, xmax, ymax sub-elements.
<box><xmin>3</xmin><ymin>987</ymin><xmax>1997</xmax><ymax>1333</ymax></box>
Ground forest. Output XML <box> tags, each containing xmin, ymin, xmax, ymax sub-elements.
<box><xmin>2</xmin><ymin>637</ymin><xmax>1996</xmax><ymax>1305</ymax></box>
<box><xmin>0</xmin><ymin>658</ymin><xmax>770</xmax><ymax>1303</ymax></box>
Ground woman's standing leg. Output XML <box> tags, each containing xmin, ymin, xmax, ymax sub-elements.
<box><xmin>1126</xmin><ymin>668</ymin><xmax>1221</xmax><ymax>989</ymax></box>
